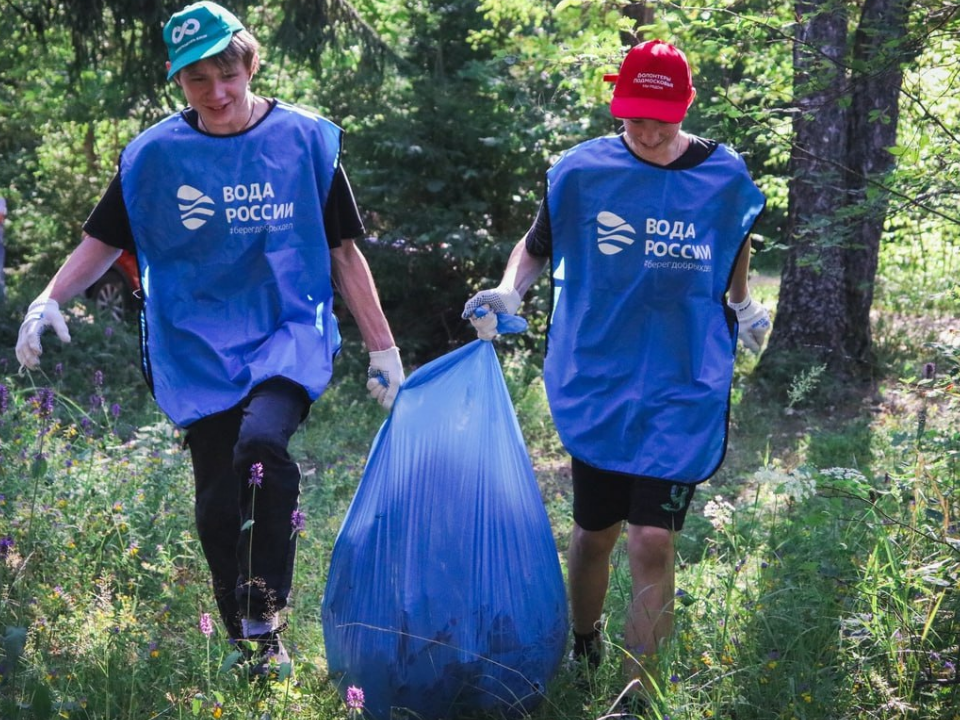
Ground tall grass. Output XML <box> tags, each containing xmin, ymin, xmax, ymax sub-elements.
<box><xmin>0</xmin><ymin>272</ymin><xmax>958</xmax><ymax>719</ymax></box>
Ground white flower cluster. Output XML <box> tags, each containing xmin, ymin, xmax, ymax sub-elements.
<box><xmin>753</xmin><ymin>465</ymin><xmax>817</xmax><ymax>502</ymax></box>
<box><xmin>818</xmin><ymin>467</ymin><xmax>868</xmax><ymax>485</ymax></box>
<box><xmin>703</xmin><ymin>495</ymin><xmax>736</xmax><ymax>530</ymax></box>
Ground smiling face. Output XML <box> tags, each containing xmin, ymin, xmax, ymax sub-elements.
<box><xmin>174</xmin><ymin>56</ymin><xmax>254</xmax><ymax>135</ymax></box>
<box><xmin>620</xmin><ymin>117</ymin><xmax>685</xmax><ymax>166</ymax></box>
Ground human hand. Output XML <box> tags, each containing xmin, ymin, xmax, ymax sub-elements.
<box><xmin>366</xmin><ymin>346</ymin><xmax>404</xmax><ymax>410</ymax></box>
<box><xmin>16</xmin><ymin>299</ymin><xmax>71</xmax><ymax>370</ymax></box>
<box><xmin>461</xmin><ymin>287</ymin><xmax>521</xmax><ymax>341</ymax></box>
<box><xmin>728</xmin><ymin>294</ymin><xmax>770</xmax><ymax>353</ymax></box>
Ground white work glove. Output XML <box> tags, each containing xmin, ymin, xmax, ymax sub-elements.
<box><xmin>728</xmin><ymin>294</ymin><xmax>771</xmax><ymax>353</ymax></box>
<box><xmin>366</xmin><ymin>346</ymin><xmax>404</xmax><ymax>411</ymax></box>
<box><xmin>16</xmin><ymin>299</ymin><xmax>71</xmax><ymax>370</ymax></box>
<box><xmin>461</xmin><ymin>286</ymin><xmax>522</xmax><ymax>341</ymax></box>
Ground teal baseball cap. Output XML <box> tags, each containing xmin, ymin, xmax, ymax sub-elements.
<box><xmin>163</xmin><ymin>2</ymin><xmax>245</xmax><ymax>80</ymax></box>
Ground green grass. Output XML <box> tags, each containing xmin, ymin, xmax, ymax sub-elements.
<box><xmin>0</xmin><ymin>266</ymin><xmax>958</xmax><ymax>719</ymax></box>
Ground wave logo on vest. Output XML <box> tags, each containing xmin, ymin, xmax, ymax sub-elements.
<box><xmin>177</xmin><ymin>185</ymin><xmax>216</xmax><ymax>230</ymax></box>
<box><xmin>596</xmin><ymin>211</ymin><xmax>636</xmax><ymax>255</ymax></box>
<box><xmin>169</xmin><ymin>18</ymin><xmax>201</xmax><ymax>46</ymax></box>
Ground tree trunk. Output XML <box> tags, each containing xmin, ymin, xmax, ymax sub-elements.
<box><xmin>620</xmin><ymin>2</ymin><xmax>655</xmax><ymax>47</ymax></box>
<box><xmin>843</xmin><ymin>0</ymin><xmax>911</xmax><ymax>365</ymax></box>
<box><xmin>760</xmin><ymin>0</ymin><xmax>912</xmax><ymax>380</ymax></box>
<box><xmin>762</xmin><ymin>1</ymin><xmax>850</xmax><ymax>372</ymax></box>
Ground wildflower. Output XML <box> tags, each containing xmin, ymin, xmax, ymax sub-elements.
<box><xmin>754</xmin><ymin>465</ymin><xmax>816</xmax><ymax>502</ymax></box>
<box><xmin>199</xmin><ymin>613</ymin><xmax>214</xmax><ymax>637</ymax></box>
<box><xmin>249</xmin><ymin>462</ymin><xmax>264</xmax><ymax>488</ymax></box>
<box><xmin>94</xmin><ymin>370</ymin><xmax>104</xmax><ymax>388</ymax></box>
<box><xmin>670</xmin><ymin>674</ymin><xmax>680</xmax><ymax>683</ymax></box>
<box><xmin>110</xmin><ymin>403</ymin><xmax>121</xmax><ymax>418</ymax></box>
<box><xmin>149</xmin><ymin>642</ymin><xmax>160</xmax><ymax>658</ymax></box>
<box><xmin>0</xmin><ymin>536</ymin><xmax>14</xmax><ymax>557</ymax></box>
<box><xmin>104</xmin><ymin>326</ymin><xmax>114</xmax><ymax>338</ymax></box>
<box><xmin>54</xmin><ymin>362</ymin><xmax>63</xmax><ymax>377</ymax></box>
<box><xmin>212</xmin><ymin>702</ymin><xmax>223</xmax><ymax>719</ymax></box>
<box><xmin>346</xmin><ymin>685</ymin><xmax>365</xmax><ymax>712</ymax></box>
<box><xmin>31</xmin><ymin>387</ymin><xmax>55</xmax><ymax>418</ymax></box>
<box><xmin>0</xmin><ymin>383</ymin><xmax>8</xmax><ymax>414</ymax></box>
<box><xmin>291</xmin><ymin>509</ymin><xmax>306</xmax><ymax>534</ymax></box>
<box><xmin>703</xmin><ymin>495</ymin><xmax>735</xmax><ymax>530</ymax></box>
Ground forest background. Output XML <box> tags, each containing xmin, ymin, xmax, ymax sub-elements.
<box><xmin>0</xmin><ymin>0</ymin><xmax>958</xmax><ymax>719</ymax></box>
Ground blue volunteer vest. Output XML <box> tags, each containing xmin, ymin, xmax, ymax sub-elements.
<box><xmin>119</xmin><ymin>101</ymin><xmax>343</xmax><ymax>427</ymax></box>
<box><xmin>545</xmin><ymin>136</ymin><xmax>765</xmax><ymax>483</ymax></box>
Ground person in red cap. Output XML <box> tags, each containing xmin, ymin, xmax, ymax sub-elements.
<box><xmin>15</xmin><ymin>1</ymin><xmax>403</xmax><ymax>680</ymax></box>
<box><xmin>463</xmin><ymin>39</ymin><xmax>770</xmax><ymax>713</ymax></box>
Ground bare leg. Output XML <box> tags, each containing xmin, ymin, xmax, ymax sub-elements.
<box><xmin>624</xmin><ymin>524</ymin><xmax>676</xmax><ymax>693</ymax></box>
<box><xmin>567</xmin><ymin>521</ymin><xmax>622</xmax><ymax>635</ymax></box>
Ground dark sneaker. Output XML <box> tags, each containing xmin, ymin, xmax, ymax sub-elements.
<box><xmin>566</xmin><ymin>630</ymin><xmax>604</xmax><ymax>692</ymax></box>
<box><xmin>571</xmin><ymin>629</ymin><xmax>604</xmax><ymax>669</ymax></box>
<box><xmin>242</xmin><ymin>630</ymin><xmax>292</xmax><ymax>681</ymax></box>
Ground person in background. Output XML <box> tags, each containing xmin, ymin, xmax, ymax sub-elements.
<box><xmin>15</xmin><ymin>0</ymin><xmax>403</xmax><ymax>679</ymax></box>
<box><xmin>462</xmin><ymin>39</ymin><xmax>770</xmax><ymax>715</ymax></box>
<box><xmin>0</xmin><ymin>194</ymin><xmax>7</xmax><ymax>303</ymax></box>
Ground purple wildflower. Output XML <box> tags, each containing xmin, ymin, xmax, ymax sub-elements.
<box><xmin>110</xmin><ymin>403</ymin><xmax>121</xmax><ymax>418</ymax></box>
<box><xmin>249</xmin><ymin>462</ymin><xmax>264</xmax><ymax>488</ymax></box>
<box><xmin>199</xmin><ymin>612</ymin><xmax>214</xmax><ymax>637</ymax></box>
<box><xmin>104</xmin><ymin>326</ymin><xmax>114</xmax><ymax>338</ymax></box>
<box><xmin>346</xmin><ymin>685</ymin><xmax>365</xmax><ymax>711</ymax></box>
<box><xmin>31</xmin><ymin>388</ymin><xmax>55</xmax><ymax>418</ymax></box>
<box><xmin>291</xmin><ymin>509</ymin><xmax>306</xmax><ymax>533</ymax></box>
<box><xmin>0</xmin><ymin>384</ymin><xmax>8</xmax><ymax>414</ymax></box>
<box><xmin>93</xmin><ymin>370</ymin><xmax>104</xmax><ymax>388</ymax></box>
<box><xmin>0</xmin><ymin>536</ymin><xmax>13</xmax><ymax>557</ymax></box>
<box><xmin>54</xmin><ymin>362</ymin><xmax>63</xmax><ymax>377</ymax></box>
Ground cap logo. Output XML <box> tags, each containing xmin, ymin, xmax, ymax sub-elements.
<box><xmin>633</xmin><ymin>72</ymin><xmax>675</xmax><ymax>91</ymax></box>
<box><xmin>170</xmin><ymin>18</ymin><xmax>201</xmax><ymax>46</ymax></box>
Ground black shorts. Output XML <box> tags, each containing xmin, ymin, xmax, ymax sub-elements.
<box><xmin>571</xmin><ymin>457</ymin><xmax>697</xmax><ymax>532</ymax></box>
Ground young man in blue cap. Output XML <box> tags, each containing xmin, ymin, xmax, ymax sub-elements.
<box><xmin>16</xmin><ymin>1</ymin><xmax>403</xmax><ymax>678</ymax></box>
<box><xmin>463</xmin><ymin>39</ymin><xmax>770</xmax><ymax>713</ymax></box>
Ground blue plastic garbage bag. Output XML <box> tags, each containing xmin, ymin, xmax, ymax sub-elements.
<box><xmin>322</xmin><ymin>339</ymin><xmax>568</xmax><ymax>720</ymax></box>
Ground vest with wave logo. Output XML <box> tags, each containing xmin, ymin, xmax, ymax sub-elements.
<box><xmin>119</xmin><ymin>101</ymin><xmax>343</xmax><ymax>427</ymax></box>
<box><xmin>545</xmin><ymin>136</ymin><xmax>765</xmax><ymax>483</ymax></box>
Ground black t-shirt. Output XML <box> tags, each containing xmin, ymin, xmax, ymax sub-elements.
<box><xmin>525</xmin><ymin>134</ymin><xmax>718</xmax><ymax>258</ymax></box>
<box><xmin>83</xmin><ymin>102</ymin><xmax>365</xmax><ymax>252</ymax></box>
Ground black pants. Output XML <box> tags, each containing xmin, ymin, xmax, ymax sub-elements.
<box><xmin>185</xmin><ymin>378</ymin><xmax>309</xmax><ymax>638</ymax></box>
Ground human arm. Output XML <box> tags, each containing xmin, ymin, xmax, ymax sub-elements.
<box><xmin>329</xmin><ymin>238</ymin><xmax>403</xmax><ymax>408</ymax></box>
<box><xmin>16</xmin><ymin>234</ymin><xmax>122</xmax><ymax>368</ymax></box>
<box><xmin>727</xmin><ymin>237</ymin><xmax>770</xmax><ymax>353</ymax></box>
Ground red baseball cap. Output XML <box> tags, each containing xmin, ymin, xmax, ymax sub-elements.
<box><xmin>604</xmin><ymin>40</ymin><xmax>695</xmax><ymax>122</ymax></box>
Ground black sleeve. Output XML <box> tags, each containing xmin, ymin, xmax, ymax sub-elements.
<box><xmin>85</xmin><ymin>165</ymin><xmax>364</xmax><ymax>252</ymax></box>
<box><xmin>524</xmin><ymin>196</ymin><xmax>551</xmax><ymax>258</ymax></box>
<box><xmin>324</xmin><ymin>166</ymin><xmax>365</xmax><ymax>248</ymax></box>
<box><xmin>82</xmin><ymin>173</ymin><xmax>135</xmax><ymax>252</ymax></box>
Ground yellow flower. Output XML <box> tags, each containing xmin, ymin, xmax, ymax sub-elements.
<box><xmin>212</xmin><ymin>706</ymin><xmax>223</xmax><ymax>719</ymax></box>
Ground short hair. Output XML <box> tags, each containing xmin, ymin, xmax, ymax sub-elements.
<box><xmin>212</xmin><ymin>30</ymin><xmax>261</xmax><ymax>75</ymax></box>
<box><xmin>177</xmin><ymin>29</ymin><xmax>260</xmax><ymax>77</ymax></box>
